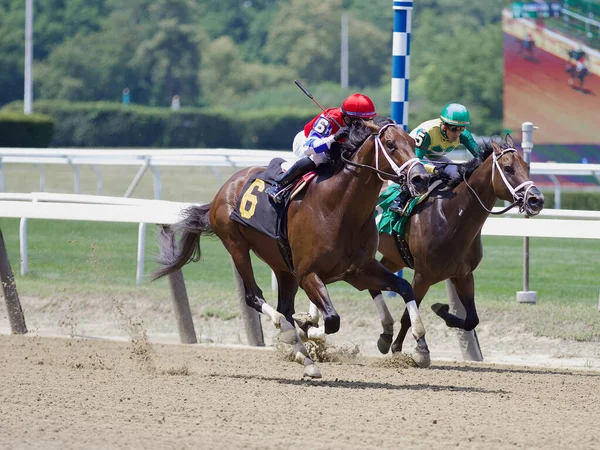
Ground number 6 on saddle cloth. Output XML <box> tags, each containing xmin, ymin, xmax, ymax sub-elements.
<box><xmin>230</xmin><ymin>157</ymin><xmax>315</xmax><ymax>272</ymax></box>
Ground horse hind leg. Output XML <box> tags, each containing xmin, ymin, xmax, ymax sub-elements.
<box><xmin>389</xmin><ymin>276</ymin><xmax>431</xmax><ymax>367</ymax></box>
<box><xmin>369</xmin><ymin>255</ymin><xmax>402</xmax><ymax>354</ymax></box>
<box><xmin>369</xmin><ymin>289</ymin><xmax>394</xmax><ymax>354</ymax></box>
<box><xmin>344</xmin><ymin>260</ymin><xmax>430</xmax><ymax>367</ymax></box>
<box><xmin>273</xmin><ymin>270</ymin><xmax>321</xmax><ymax>378</ymax></box>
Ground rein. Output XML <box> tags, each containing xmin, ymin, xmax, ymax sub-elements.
<box><xmin>463</xmin><ymin>148</ymin><xmax>536</xmax><ymax>215</ymax></box>
<box><xmin>340</xmin><ymin>123</ymin><xmax>422</xmax><ymax>193</ymax></box>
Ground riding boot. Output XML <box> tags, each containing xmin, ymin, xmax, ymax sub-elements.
<box><xmin>266</xmin><ymin>157</ymin><xmax>318</xmax><ymax>203</ymax></box>
<box><xmin>389</xmin><ymin>190</ymin><xmax>411</xmax><ymax>215</ymax></box>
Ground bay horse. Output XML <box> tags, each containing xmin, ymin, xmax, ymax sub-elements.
<box><xmin>368</xmin><ymin>135</ymin><xmax>545</xmax><ymax>360</ymax></box>
<box><xmin>153</xmin><ymin>119</ymin><xmax>430</xmax><ymax>378</ymax></box>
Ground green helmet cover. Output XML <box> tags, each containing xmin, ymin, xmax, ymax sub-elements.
<box><xmin>440</xmin><ymin>103</ymin><xmax>471</xmax><ymax>126</ymax></box>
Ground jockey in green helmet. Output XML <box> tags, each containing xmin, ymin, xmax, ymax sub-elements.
<box><xmin>389</xmin><ymin>103</ymin><xmax>481</xmax><ymax>214</ymax></box>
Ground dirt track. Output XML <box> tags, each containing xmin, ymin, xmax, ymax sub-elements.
<box><xmin>1</xmin><ymin>334</ymin><xmax>599</xmax><ymax>449</ymax></box>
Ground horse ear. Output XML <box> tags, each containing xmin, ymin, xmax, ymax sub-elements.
<box><xmin>505</xmin><ymin>133</ymin><xmax>515</xmax><ymax>148</ymax></box>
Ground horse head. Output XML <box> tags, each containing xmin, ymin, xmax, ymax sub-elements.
<box><xmin>486</xmin><ymin>135</ymin><xmax>544</xmax><ymax>216</ymax></box>
<box><xmin>341</xmin><ymin>119</ymin><xmax>430</xmax><ymax>195</ymax></box>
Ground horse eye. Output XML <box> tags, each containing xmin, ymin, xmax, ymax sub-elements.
<box><xmin>504</xmin><ymin>166</ymin><xmax>515</xmax><ymax>175</ymax></box>
<box><xmin>386</xmin><ymin>141</ymin><xmax>395</xmax><ymax>150</ymax></box>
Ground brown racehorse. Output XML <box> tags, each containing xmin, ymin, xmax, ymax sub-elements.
<box><xmin>153</xmin><ymin>119</ymin><xmax>430</xmax><ymax>378</ymax></box>
<box><xmin>368</xmin><ymin>135</ymin><xmax>545</xmax><ymax>360</ymax></box>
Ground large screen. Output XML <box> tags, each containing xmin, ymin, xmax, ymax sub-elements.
<box><xmin>503</xmin><ymin>2</ymin><xmax>600</xmax><ymax>145</ymax></box>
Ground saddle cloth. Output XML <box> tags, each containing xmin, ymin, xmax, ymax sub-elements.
<box><xmin>375</xmin><ymin>180</ymin><xmax>443</xmax><ymax>236</ymax></box>
<box><xmin>229</xmin><ymin>158</ymin><xmax>316</xmax><ymax>239</ymax></box>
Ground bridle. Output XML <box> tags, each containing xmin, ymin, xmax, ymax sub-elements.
<box><xmin>340</xmin><ymin>123</ymin><xmax>423</xmax><ymax>194</ymax></box>
<box><xmin>463</xmin><ymin>147</ymin><xmax>537</xmax><ymax>215</ymax></box>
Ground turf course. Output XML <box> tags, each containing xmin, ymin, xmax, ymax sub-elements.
<box><xmin>0</xmin><ymin>161</ymin><xmax>599</xmax><ymax>341</ymax></box>
<box><xmin>0</xmin><ymin>217</ymin><xmax>598</xmax><ymax>341</ymax></box>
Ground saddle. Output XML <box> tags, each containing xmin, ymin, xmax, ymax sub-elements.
<box><xmin>229</xmin><ymin>158</ymin><xmax>317</xmax><ymax>272</ymax></box>
<box><xmin>375</xmin><ymin>178</ymin><xmax>445</xmax><ymax>269</ymax></box>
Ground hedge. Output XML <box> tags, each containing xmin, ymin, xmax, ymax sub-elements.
<box><xmin>0</xmin><ymin>111</ymin><xmax>55</xmax><ymax>147</ymax></box>
<box><xmin>2</xmin><ymin>101</ymin><xmax>315</xmax><ymax>150</ymax></box>
<box><xmin>541</xmin><ymin>190</ymin><xmax>600</xmax><ymax>211</ymax></box>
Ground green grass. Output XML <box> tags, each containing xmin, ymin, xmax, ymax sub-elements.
<box><xmin>1</xmin><ymin>217</ymin><xmax>599</xmax><ymax>341</ymax></box>
<box><xmin>1</xmin><ymin>161</ymin><xmax>599</xmax><ymax>341</ymax></box>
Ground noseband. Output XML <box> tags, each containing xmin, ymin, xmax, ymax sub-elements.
<box><xmin>465</xmin><ymin>147</ymin><xmax>537</xmax><ymax>215</ymax></box>
<box><xmin>341</xmin><ymin>123</ymin><xmax>423</xmax><ymax>193</ymax></box>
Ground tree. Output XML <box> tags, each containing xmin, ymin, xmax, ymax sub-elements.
<box><xmin>200</xmin><ymin>36</ymin><xmax>294</xmax><ymax>106</ymax></box>
<box><xmin>129</xmin><ymin>0</ymin><xmax>205</xmax><ymax>106</ymax></box>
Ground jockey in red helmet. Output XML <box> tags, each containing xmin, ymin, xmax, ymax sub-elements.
<box><xmin>266</xmin><ymin>93</ymin><xmax>377</xmax><ymax>203</ymax></box>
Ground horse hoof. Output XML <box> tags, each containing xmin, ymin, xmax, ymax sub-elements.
<box><xmin>391</xmin><ymin>342</ymin><xmax>403</xmax><ymax>354</ymax></box>
<box><xmin>293</xmin><ymin>312</ymin><xmax>319</xmax><ymax>331</ymax></box>
<box><xmin>411</xmin><ymin>350</ymin><xmax>431</xmax><ymax>368</ymax></box>
<box><xmin>303</xmin><ymin>364</ymin><xmax>322</xmax><ymax>379</ymax></box>
<box><xmin>324</xmin><ymin>315</ymin><xmax>340</xmax><ymax>334</ymax></box>
<box><xmin>297</xmin><ymin>327</ymin><xmax>309</xmax><ymax>343</ymax></box>
<box><xmin>431</xmin><ymin>303</ymin><xmax>450</xmax><ymax>318</ymax></box>
<box><xmin>377</xmin><ymin>333</ymin><xmax>393</xmax><ymax>354</ymax></box>
<box><xmin>274</xmin><ymin>328</ymin><xmax>298</xmax><ymax>346</ymax></box>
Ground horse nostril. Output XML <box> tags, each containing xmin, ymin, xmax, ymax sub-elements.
<box><xmin>527</xmin><ymin>195</ymin><xmax>544</xmax><ymax>211</ymax></box>
<box><xmin>411</xmin><ymin>175</ymin><xmax>429</xmax><ymax>194</ymax></box>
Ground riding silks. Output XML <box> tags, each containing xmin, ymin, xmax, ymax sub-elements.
<box><xmin>375</xmin><ymin>184</ymin><xmax>418</xmax><ymax>237</ymax></box>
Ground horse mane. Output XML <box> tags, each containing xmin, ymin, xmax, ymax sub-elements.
<box><xmin>328</xmin><ymin>117</ymin><xmax>396</xmax><ymax>174</ymax></box>
<box><xmin>446</xmin><ymin>135</ymin><xmax>512</xmax><ymax>188</ymax></box>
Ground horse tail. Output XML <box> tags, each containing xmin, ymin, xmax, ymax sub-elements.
<box><xmin>152</xmin><ymin>203</ymin><xmax>214</xmax><ymax>280</ymax></box>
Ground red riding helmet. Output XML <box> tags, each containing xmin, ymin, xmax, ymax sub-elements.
<box><xmin>341</xmin><ymin>93</ymin><xmax>377</xmax><ymax>119</ymax></box>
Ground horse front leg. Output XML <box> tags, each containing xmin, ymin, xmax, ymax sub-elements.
<box><xmin>431</xmin><ymin>274</ymin><xmax>479</xmax><ymax>331</ymax></box>
<box><xmin>274</xmin><ymin>270</ymin><xmax>321</xmax><ymax>379</ymax></box>
<box><xmin>226</xmin><ymin>238</ymin><xmax>320</xmax><ymax>378</ymax></box>
<box><xmin>344</xmin><ymin>260</ymin><xmax>430</xmax><ymax>368</ymax></box>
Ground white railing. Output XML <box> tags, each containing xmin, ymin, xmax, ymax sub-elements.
<box><xmin>1</xmin><ymin>193</ymin><xmax>599</xmax><ymax>354</ymax></box>
<box><xmin>1</xmin><ymin>147</ymin><xmax>599</xmax><ymax>207</ymax></box>
<box><xmin>2</xmin><ymin>193</ymin><xmax>600</xmax><ymax>286</ymax></box>
<box><xmin>0</xmin><ymin>192</ymin><xmax>194</xmax><ymax>284</ymax></box>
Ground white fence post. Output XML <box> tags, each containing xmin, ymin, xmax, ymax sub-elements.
<box><xmin>517</xmin><ymin>122</ymin><xmax>538</xmax><ymax>305</ymax></box>
<box><xmin>136</xmin><ymin>223</ymin><xmax>146</xmax><ymax>284</ymax></box>
<box><xmin>19</xmin><ymin>217</ymin><xmax>28</xmax><ymax>275</ymax></box>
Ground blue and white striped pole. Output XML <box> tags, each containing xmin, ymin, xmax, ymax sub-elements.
<box><xmin>391</xmin><ymin>1</ymin><xmax>413</xmax><ymax>131</ymax></box>
<box><xmin>389</xmin><ymin>1</ymin><xmax>413</xmax><ymax>294</ymax></box>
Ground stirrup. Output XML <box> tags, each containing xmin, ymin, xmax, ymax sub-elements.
<box><xmin>389</xmin><ymin>200</ymin><xmax>404</xmax><ymax>214</ymax></box>
<box><xmin>266</xmin><ymin>185</ymin><xmax>283</xmax><ymax>203</ymax></box>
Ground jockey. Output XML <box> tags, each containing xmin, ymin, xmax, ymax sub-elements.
<box><xmin>389</xmin><ymin>103</ymin><xmax>480</xmax><ymax>214</ymax></box>
<box><xmin>266</xmin><ymin>93</ymin><xmax>377</xmax><ymax>203</ymax></box>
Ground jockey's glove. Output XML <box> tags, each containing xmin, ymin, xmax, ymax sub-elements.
<box><xmin>333</xmin><ymin>127</ymin><xmax>350</xmax><ymax>142</ymax></box>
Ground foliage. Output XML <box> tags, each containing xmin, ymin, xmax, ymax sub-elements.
<box><xmin>0</xmin><ymin>111</ymin><xmax>55</xmax><ymax>147</ymax></box>
<box><xmin>0</xmin><ymin>0</ymin><xmax>504</xmax><ymax>131</ymax></box>
<box><xmin>2</xmin><ymin>100</ymin><xmax>314</xmax><ymax>149</ymax></box>
<box><xmin>0</xmin><ymin>217</ymin><xmax>598</xmax><ymax>341</ymax></box>
<box><xmin>541</xmin><ymin>190</ymin><xmax>600</xmax><ymax>211</ymax></box>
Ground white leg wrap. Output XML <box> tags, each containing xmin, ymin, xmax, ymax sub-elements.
<box><xmin>406</xmin><ymin>300</ymin><xmax>419</xmax><ymax>324</ymax></box>
<box><xmin>308</xmin><ymin>302</ymin><xmax>320</xmax><ymax>323</ymax></box>
<box><xmin>262</xmin><ymin>303</ymin><xmax>294</xmax><ymax>331</ymax></box>
<box><xmin>373</xmin><ymin>293</ymin><xmax>394</xmax><ymax>335</ymax></box>
<box><xmin>262</xmin><ymin>302</ymin><xmax>280</xmax><ymax>323</ymax></box>
<box><xmin>406</xmin><ymin>300</ymin><xmax>425</xmax><ymax>339</ymax></box>
<box><xmin>307</xmin><ymin>326</ymin><xmax>326</xmax><ymax>341</ymax></box>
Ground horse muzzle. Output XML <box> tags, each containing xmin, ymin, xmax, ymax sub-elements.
<box><xmin>408</xmin><ymin>165</ymin><xmax>431</xmax><ymax>196</ymax></box>
<box><xmin>523</xmin><ymin>187</ymin><xmax>544</xmax><ymax>216</ymax></box>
